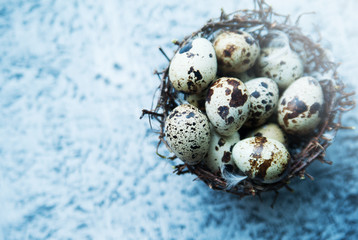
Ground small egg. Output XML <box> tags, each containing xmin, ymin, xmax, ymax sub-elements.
<box><xmin>203</xmin><ymin>128</ymin><xmax>240</xmax><ymax>174</ymax></box>
<box><xmin>246</xmin><ymin>123</ymin><xmax>287</xmax><ymax>146</ymax></box>
<box><xmin>169</xmin><ymin>38</ymin><xmax>217</xmax><ymax>93</ymax></box>
<box><xmin>244</xmin><ymin>77</ymin><xmax>279</xmax><ymax>127</ymax></box>
<box><xmin>278</xmin><ymin>77</ymin><xmax>324</xmax><ymax>135</ymax></box>
<box><xmin>205</xmin><ymin>77</ymin><xmax>250</xmax><ymax>136</ymax></box>
<box><xmin>165</xmin><ymin>104</ymin><xmax>211</xmax><ymax>164</ymax></box>
<box><xmin>213</xmin><ymin>31</ymin><xmax>260</xmax><ymax>75</ymax></box>
<box><xmin>255</xmin><ymin>47</ymin><xmax>304</xmax><ymax>90</ymax></box>
<box><xmin>232</xmin><ymin>137</ymin><xmax>290</xmax><ymax>184</ymax></box>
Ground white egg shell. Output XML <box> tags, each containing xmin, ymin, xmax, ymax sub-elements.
<box><xmin>278</xmin><ymin>76</ymin><xmax>324</xmax><ymax>135</ymax></box>
<box><xmin>232</xmin><ymin>137</ymin><xmax>290</xmax><ymax>183</ymax></box>
<box><xmin>213</xmin><ymin>31</ymin><xmax>260</xmax><ymax>75</ymax></box>
<box><xmin>165</xmin><ymin>104</ymin><xmax>211</xmax><ymax>164</ymax></box>
<box><xmin>169</xmin><ymin>38</ymin><xmax>217</xmax><ymax>94</ymax></box>
<box><xmin>246</xmin><ymin>123</ymin><xmax>287</xmax><ymax>146</ymax></box>
<box><xmin>244</xmin><ymin>77</ymin><xmax>279</xmax><ymax>127</ymax></box>
<box><xmin>255</xmin><ymin>47</ymin><xmax>304</xmax><ymax>90</ymax></box>
<box><xmin>205</xmin><ymin>77</ymin><xmax>250</xmax><ymax>136</ymax></box>
<box><xmin>203</xmin><ymin>129</ymin><xmax>240</xmax><ymax>173</ymax></box>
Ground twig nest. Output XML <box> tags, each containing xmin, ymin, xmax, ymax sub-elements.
<box><xmin>214</xmin><ymin>31</ymin><xmax>260</xmax><ymax>75</ymax></box>
<box><xmin>232</xmin><ymin>137</ymin><xmax>290</xmax><ymax>184</ymax></box>
<box><xmin>278</xmin><ymin>76</ymin><xmax>324</xmax><ymax>135</ymax></box>
<box><xmin>164</xmin><ymin>104</ymin><xmax>210</xmax><ymax>164</ymax></box>
<box><xmin>143</xmin><ymin>0</ymin><xmax>355</xmax><ymax>198</ymax></box>
<box><xmin>169</xmin><ymin>38</ymin><xmax>217</xmax><ymax>93</ymax></box>
<box><xmin>205</xmin><ymin>77</ymin><xmax>250</xmax><ymax>136</ymax></box>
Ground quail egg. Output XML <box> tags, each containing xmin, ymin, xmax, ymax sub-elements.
<box><xmin>244</xmin><ymin>77</ymin><xmax>279</xmax><ymax>127</ymax></box>
<box><xmin>165</xmin><ymin>104</ymin><xmax>211</xmax><ymax>164</ymax></box>
<box><xmin>232</xmin><ymin>137</ymin><xmax>290</xmax><ymax>184</ymax></box>
<box><xmin>246</xmin><ymin>123</ymin><xmax>287</xmax><ymax>146</ymax></box>
<box><xmin>255</xmin><ymin>45</ymin><xmax>303</xmax><ymax>90</ymax></box>
<box><xmin>205</xmin><ymin>77</ymin><xmax>250</xmax><ymax>136</ymax></box>
<box><xmin>278</xmin><ymin>76</ymin><xmax>324</xmax><ymax>135</ymax></box>
<box><xmin>169</xmin><ymin>38</ymin><xmax>217</xmax><ymax>93</ymax></box>
<box><xmin>213</xmin><ymin>31</ymin><xmax>260</xmax><ymax>75</ymax></box>
<box><xmin>203</xmin><ymin>127</ymin><xmax>240</xmax><ymax>174</ymax></box>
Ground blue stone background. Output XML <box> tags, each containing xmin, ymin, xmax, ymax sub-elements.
<box><xmin>0</xmin><ymin>0</ymin><xmax>357</xmax><ymax>239</ymax></box>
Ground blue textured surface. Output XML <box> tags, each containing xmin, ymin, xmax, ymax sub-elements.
<box><xmin>0</xmin><ymin>1</ymin><xmax>357</xmax><ymax>239</ymax></box>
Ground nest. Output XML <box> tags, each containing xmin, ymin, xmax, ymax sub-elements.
<box><xmin>141</xmin><ymin>0</ymin><xmax>355</xmax><ymax>198</ymax></box>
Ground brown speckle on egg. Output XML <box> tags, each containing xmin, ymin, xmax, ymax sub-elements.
<box><xmin>243</xmin><ymin>59</ymin><xmax>251</xmax><ymax>64</ymax></box>
<box><xmin>218</xmin><ymin>106</ymin><xmax>230</xmax><ymax>120</ymax></box>
<box><xmin>223</xmin><ymin>44</ymin><xmax>236</xmax><ymax>57</ymax></box>
<box><xmin>222</xmin><ymin>151</ymin><xmax>231</xmax><ymax>163</ymax></box>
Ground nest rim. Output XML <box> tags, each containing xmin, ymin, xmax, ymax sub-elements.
<box><xmin>142</xmin><ymin>0</ymin><xmax>356</xmax><ymax>198</ymax></box>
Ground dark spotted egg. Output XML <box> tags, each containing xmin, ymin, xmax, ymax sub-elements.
<box><xmin>203</xmin><ymin>127</ymin><xmax>240</xmax><ymax>174</ymax></box>
<box><xmin>205</xmin><ymin>77</ymin><xmax>250</xmax><ymax>137</ymax></box>
<box><xmin>165</xmin><ymin>104</ymin><xmax>211</xmax><ymax>165</ymax></box>
<box><xmin>232</xmin><ymin>137</ymin><xmax>290</xmax><ymax>184</ymax></box>
<box><xmin>278</xmin><ymin>77</ymin><xmax>324</xmax><ymax>135</ymax></box>
<box><xmin>169</xmin><ymin>38</ymin><xmax>217</xmax><ymax>94</ymax></box>
<box><xmin>213</xmin><ymin>31</ymin><xmax>260</xmax><ymax>75</ymax></box>
<box><xmin>244</xmin><ymin>77</ymin><xmax>279</xmax><ymax>127</ymax></box>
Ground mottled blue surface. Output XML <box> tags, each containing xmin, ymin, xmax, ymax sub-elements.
<box><xmin>0</xmin><ymin>1</ymin><xmax>357</xmax><ymax>239</ymax></box>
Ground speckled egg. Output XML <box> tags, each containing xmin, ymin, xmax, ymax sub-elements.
<box><xmin>232</xmin><ymin>137</ymin><xmax>290</xmax><ymax>184</ymax></box>
<box><xmin>255</xmin><ymin>47</ymin><xmax>304</xmax><ymax>90</ymax></box>
<box><xmin>278</xmin><ymin>76</ymin><xmax>324</xmax><ymax>135</ymax></box>
<box><xmin>244</xmin><ymin>77</ymin><xmax>279</xmax><ymax>127</ymax></box>
<box><xmin>213</xmin><ymin>31</ymin><xmax>260</xmax><ymax>75</ymax></box>
<box><xmin>169</xmin><ymin>38</ymin><xmax>217</xmax><ymax>94</ymax></box>
<box><xmin>205</xmin><ymin>77</ymin><xmax>250</xmax><ymax>136</ymax></box>
<box><xmin>165</xmin><ymin>104</ymin><xmax>211</xmax><ymax>164</ymax></box>
<box><xmin>203</xmin><ymin>128</ymin><xmax>240</xmax><ymax>174</ymax></box>
<box><xmin>246</xmin><ymin>123</ymin><xmax>287</xmax><ymax>146</ymax></box>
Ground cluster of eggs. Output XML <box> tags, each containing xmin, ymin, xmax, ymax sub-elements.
<box><xmin>164</xmin><ymin>30</ymin><xmax>324</xmax><ymax>184</ymax></box>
